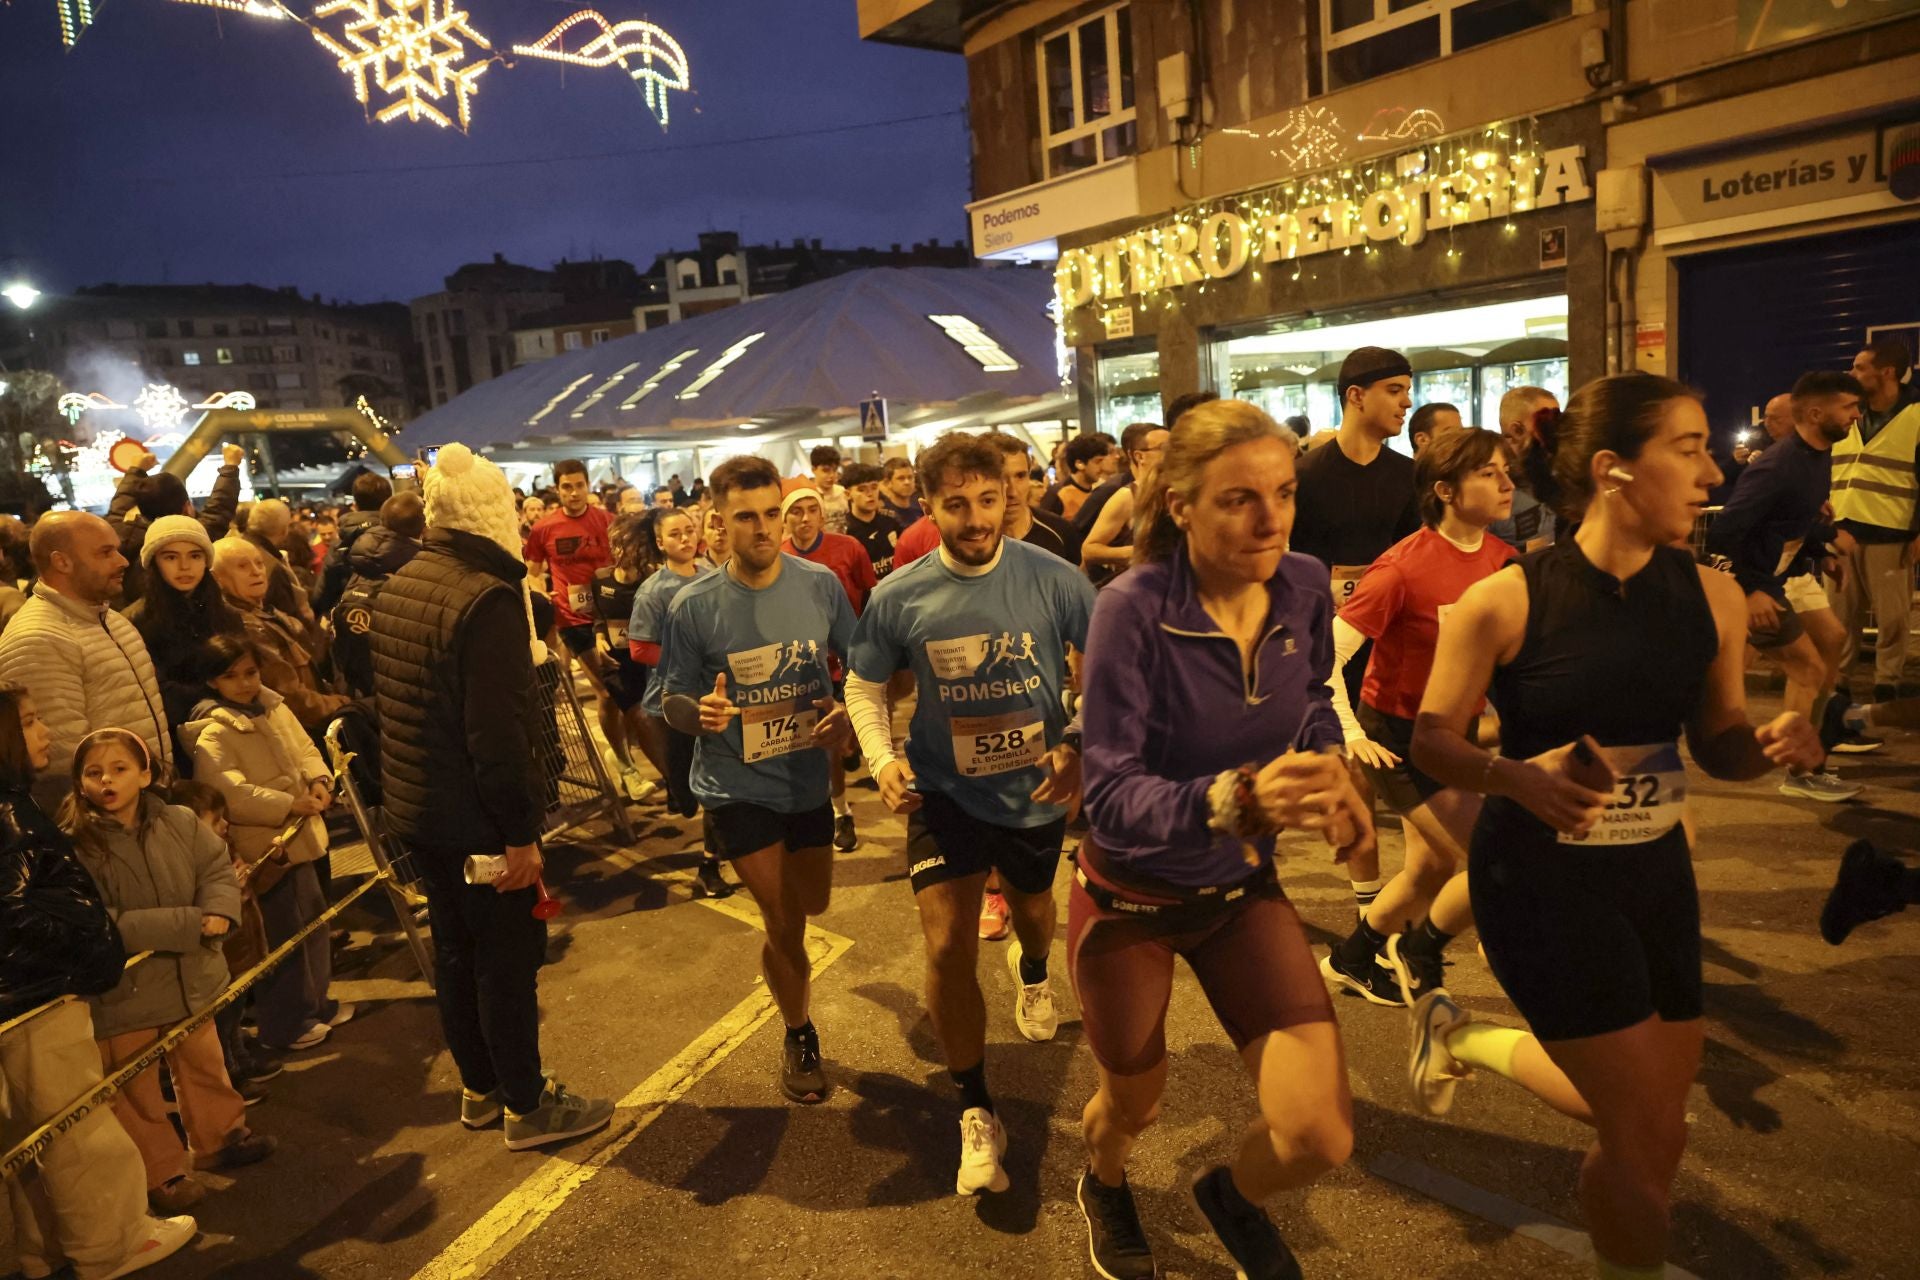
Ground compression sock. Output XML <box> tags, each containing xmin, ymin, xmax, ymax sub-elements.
<box><xmin>1594</xmin><ymin>1256</ymin><xmax>1664</xmax><ymax>1280</ymax></box>
<box><xmin>1017</xmin><ymin>950</ymin><xmax>1048</xmax><ymax>985</ymax></box>
<box><xmin>1443</xmin><ymin>1024</ymin><xmax>1527</xmax><ymax>1081</ymax></box>
<box><xmin>1404</xmin><ymin>918</ymin><xmax>1454</xmax><ymax>960</ymax></box>
<box><xmin>785</xmin><ymin>1019</ymin><xmax>816</xmax><ymax>1043</ymax></box>
<box><xmin>831</xmin><ymin>792</ymin><xmax>851</xmax><ymax>818</ymax></box>
<box><xmin>1351</xmin><ymin>877</ymin><xmax>1384</xmax><ymax>918</ymax></box>
<box><xmin>1339</xmin><ymin>916</ymin><xmax>1389</xmax><ymax>966</ymax></box>
<box><xmin>951</xmin><ymin>1061</ymin><xmax>993</xmax><ymax>1114</ymax></box>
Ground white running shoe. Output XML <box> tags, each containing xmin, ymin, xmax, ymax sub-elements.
<box><xmin>955</xmin><ymin>1106</ymin><xmax>1009</xmax><ymax>1195</ymax></box>
<box><xmin>1006</xmin><ymin>938</ymin><xmax>1058</xmax><ymax>1042</ymax></box>
<box><xmin>101</xmin><ymin>1214</ymin><xmax>197</xmax><ymax>1279</ymax></box>
<box><xmin>622</xmin><ymin>769</ymin><xmax>661</xmax><ymax>804</ymax></box>
<box><xmin>1408</xmin><ymin>990</ymin><xmax>1472</xmax><ymax>1117</ymax></box>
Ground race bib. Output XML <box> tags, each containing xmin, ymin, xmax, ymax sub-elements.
<box><xmin>952</xmin><ymin>708</ymin><xmax>1045</xmax><ymax>777</ymax></box>
<box><xmin>1330</xmin><ymin>565</ymin><xmax>1368</xmax><ymax>609</ymax></box>
<box><xmin>608</xmin><ymin>621</ymin><xmax>628</xmax><ymax>646</ymax></box>
<box><xmin>742</xmin><ymin>702</ymin><xmax>818</xmax><ymax>763</ymax></box>
<box><xmin>1558</xmin><ymin>742</ymin><xmax>1688</xmax><ymax>847</ymax></box>
<box><xmin>567</xmin><ymin>583</ymin><xmax>591</xmax><ymax>614</ymax></box>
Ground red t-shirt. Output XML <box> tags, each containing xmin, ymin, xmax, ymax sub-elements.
<box><xmin>783</xmin><ymin>531</ymin><xmax>878</xmax><ymax>616</ymax></box>
<box><xmin>1339</xmin><ymin>526</ymin><xmax>1515</xmax><ymax>720</ymax></box>
<box><xmin>892</xmin><ymin>515</ymin><xmax>941</xmax><ymax>569</ymax></box>
<box><xmin>523</xmin><ymin>506</ymin><xmax>614</xmax><ymax>628</ymax></box>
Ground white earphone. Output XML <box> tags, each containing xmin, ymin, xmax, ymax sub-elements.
<box><xmin>1606</xmin><ymin>466</ymin><xmax>1635</xmax><ymax>484</ymax></box>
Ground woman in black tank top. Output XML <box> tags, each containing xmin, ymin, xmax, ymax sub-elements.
<box><xmin>1409</xmin><ymin>375</ymin><xmax>1823</xmax><ymax>1279</ymax></box>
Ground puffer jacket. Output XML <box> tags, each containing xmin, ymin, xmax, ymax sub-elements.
<box><xmin>369</xmin><ymin>527</ymin><xmax>544</xmax><ymax>853</ymax></box>
<box><xmin>180</xmin><ymin>689</ymin><xmax>329</xmax><ymax>880</ymax></box>
<box><xmin>0</xmin><ymin>584</ymin><xmax>171</xmax><ymax>815</ymax></box>
<box><xmin>73</xmin><ymin>793</ymin><xmax>240</xmax><ymax>1038</ymax></box>
<box><xmin>0</xmin><ymin>784</ymin><xmax>126</xmax><ymax>1022</ymax></box>
<box><xmin>226</xmin><ymin>596</ymin><xmax>350</xmax><ymax>730</ymax></box>
<box><xmin>331</xmin><ymin>525</ymin><xmax>421</xmax><ymax>698</ymax></box>
<box><xmin>313</xmin><ymin>508</ymin><xmax>383</xmax><ymax>616</ymax></box>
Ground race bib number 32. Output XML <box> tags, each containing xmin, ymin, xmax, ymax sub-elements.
<box><xmin>742</xmin><ymin>703</ymin><xmax>817</xmax><ymax>763</ymax></box>
<box><xmin>952</xmin><ymin>709</ymin><xmax>1045</xmax><ymax>777</ymax></box>
<box><xmin>1558</xmin><ymin>742</ymin><xmax>1688</xmax><ymax>847</ymax></box>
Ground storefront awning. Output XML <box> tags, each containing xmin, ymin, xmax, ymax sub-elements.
<box><xmin>407</xmin><ymin>266</ymin><xmax>1065</xmax><ymax>450</ymax></box>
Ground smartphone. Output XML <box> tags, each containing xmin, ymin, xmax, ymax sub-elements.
<box><xmin>421</xmin><ymin>446</ymin><xmax>440</xmax><ymax>467</ymax></box>
<box><xmin>391</xmin><ymin>462</ymin><xmax>417</xmax><ymax>481</ymax></box>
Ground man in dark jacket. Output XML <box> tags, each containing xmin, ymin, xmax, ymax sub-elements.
<box><xmin>104</xmin><ymin>443</ymin><xmax>245</xmax><ymax>608</ymax></box>
<box><xmin>313</xmin><ymin>471</ymin><xmax>394</xmax><ymax>616</ymax></box>
<box><xmin>367</xmin><ymin>443</ymin><xmax>611</xmax><ymax>1153</ymax></box>
<box><xmin>332</xmin><ymin>492</ymin><xmax>423</xmax><ymax>700</ymax></box>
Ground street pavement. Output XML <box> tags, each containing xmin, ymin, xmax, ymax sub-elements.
<box><xmin>7</xmin><ymin>689</ymin><xmax>1919</xmax><ymax>1280</ymax></box>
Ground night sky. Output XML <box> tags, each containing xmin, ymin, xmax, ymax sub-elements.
<box><xmin>0</xmin><ymin>0</ymin><xmax>971</xmax><ymax>303</ymax></box>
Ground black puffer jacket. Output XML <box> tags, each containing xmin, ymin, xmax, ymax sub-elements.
<box><xmin>368</xmin><ymin>528</ymin><xmax>544</xmax><ymax>853</ymax></box>
<box><xmin>313</xmin><ymin>508</ymin><xmax>383</xmax><ymax>616</ymax></box>
<box><xmin>331</xmin><ymin>525</ymin><xmax>421</xmax><ymax>699</ymax></box>
<box><xmin>0</xmin><ymin>784</ymin><xmax>126</xmax><ymax>1022</ymax></box>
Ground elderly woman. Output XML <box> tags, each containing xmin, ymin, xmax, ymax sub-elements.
<box><xmin>211</xmin><ymin>538</ymin><xmax>347</xmax><ymax>732</ymax></box>
<box><xmin>1071</xmin><ymin>399</ymin><xmax>1372</xmax><ymax>1280</ymax></box>
<box><xmin>240</xmin><ymin>499</ymin><xmax>315</xmax><ymax>637</ymax></box>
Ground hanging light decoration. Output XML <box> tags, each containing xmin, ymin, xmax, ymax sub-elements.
<box><xmin>512</xmin><ymin>10</ymin><xmax>691</xmax><ymax>130</ymax></box>
<box><xmin>310</xmin><ymin>0</ymin><xmax>494</xmax><ymax>131</ymax></box>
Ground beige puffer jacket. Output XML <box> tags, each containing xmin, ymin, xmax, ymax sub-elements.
<box><xmin>180</xmin><ymin>688</ymin><xmax>330</xmax><ymax>870</ymax></box>
<box><xmin>0</xmin><ymin>584</ymin><xmax>171</xmax><ymax>814</ymax></box>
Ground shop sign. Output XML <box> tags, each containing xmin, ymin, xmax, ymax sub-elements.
<box><xmin>967</xmin><ymin>159</ymin><xmax>1141</xmax><ymax>260</ymax></box>
<box><xmin>1054</xmin><ymin>144</ymin><xmax>1592</xmax><ymax>313</ymax></box>
<box><xmin>1737</xmin><ymin>0</ymin><xmax>1920</xmax><ymax>55</ymax></box>
<box><xmin>1103</xmin><ymin>307</ymin><xmax>1134</xmax><ymax>339</ymax></box>
<box><xmin>1653</xmin><ymin>126</ymin><xmax>1894</xmax><ymax>227</ymax></box>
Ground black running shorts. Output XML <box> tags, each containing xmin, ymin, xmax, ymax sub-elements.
<box><xmin>558</xmin><ymin>624</ymin><xmax>597</xmax><ymax>655</ymax></box>
<box><xmin>1356</xmin><ymin>702</ymin><xmax>1446</xmax><ymax>814</ymax></box>
<box><xmin>706</xmin><ymin>802</ymin><xmax>835</xmax><ymax>861</ymax></box>
<box><xmin>904</xmin><ymin>790</ymin><xmax>1065</xmax><ymax>896</ymax></box>
<box><xmin>1470</xmin><ymin>800</ymin><xmax>1702</xmax><ymax>1041</ymax></box>
<box><xmin>604</xmin><ymin>651</ymin><xmax>649</xmax><ymax>711</ymax></box>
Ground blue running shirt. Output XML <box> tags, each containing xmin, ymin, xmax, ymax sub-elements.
<box><xmin>850</xmin><ymin>539</ymin><xmax>1095</xmax><ymax>828</ymax></box>
<box><xmin>661</xmin><ymin>555</ymin><xmax>856</xmax><ymax>814</ymax></box>
<box><xmin>630</xmin><ymin>563</ymin><xmax>711</xmax><ymax>717</ymax></box>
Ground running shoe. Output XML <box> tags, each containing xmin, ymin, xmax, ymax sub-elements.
<box><xmin>100</xmin><ymin>1215</ymin><xmax>197</xmax><ymax>1280</ymax></box>
<box><xmin>694</xmin><ymin>858</ymin><xmax>734</xmax><ymax>900</ymax></box>
<box><xmin>1006</xmin><ymin>938</ymin><xmax>1058</xmax><ymax>1041</ymax></box>
<box><xmin>1828</xmin><ymin>729</ymin><xmax>1884</xmax><ymax>755</ymax></box>
<box><xmin>193</xmin><ymin>1128</ymin><xmax>278</xmax><ymax>1172</ymax></box>
<box><xmin>978</xmin><ymin>890</ymin><xmax>1011</xmax><ymax>941</ymax></box>
<box><xmin>460</xmin><ymin>1087</ymin><xmax>504</xmax><ymax>1129</ymax></box>
<box><xmin>237</xmin><ymin>1076</ymin><xmax>269</xmax><ymax>1107</ymax></box>
<box><xmin>268</xmin><ymin>1021</ymin><xmax>328</xmax><ymax>1052</ymax></box>
<box><xmin>1319</xmin><ymin>950</ymin><xmax>1405</xmax><ymax>1007</ymax></box>
<box><xmin>1189</xmin><ymin>1165</ymin><xmax>1303</xmax><ymax>1280</ymax></box>
<box><xmin>233</xmin><ymin>1054</ymin><xmax>283</xmax><ymax>1085</ymax></box>
<box><xmin>1820</xmin><ymin>839</ymin><xmax>1909</xmax><ymax>945</ymax></box>
<box><xmin>833</xmin><ymin>813</ymin><xmax>858</xmax><ymax>851</ymax></box>
<box><xmin>1076</xmin><ymin>1169</ymin><xmax>1157</xmax><ymax>1280</ymax></box>
<box><xmin>147</xmin><ymin>1177</ymin><xmax>205</xmax><ymax>1215</ymax></box>
<box><xmin>622</xmin><ymin>769</ymin><xmax>662</xmax><ymax>804</ymax></box>
<box><xmin>780</xmin><ymin>1024</ymin><xmax>829</xmax><ymax>1104</ymax></box>
<box><xmin>1779</xmin><ymin>769</ymin><xmax>1863</xmax><ymax>803</ymax></box>
<box><xmin>955</xmin><ymin>1107</ymin><xmax>1009</xmax><ymax>1195</ymax></box>
<box><xmin>1382</xmin><ymin>932</ymin><xmax>1445</xmax><ymax>1007</ymax></box>
<box><xmin>1408</xmin><ymin>990</ymin><xmax>1472</xmax><ymax>1117</ymax></box>
<box><xmin>503</xmin><ymin>1080</ymin><xmax>615</xmax><ymax>1151</ymax></box>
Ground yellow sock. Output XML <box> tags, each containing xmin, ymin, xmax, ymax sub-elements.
<box><xmin>1444</xmin><ymin>1024</ymin><xmax>1526</xmax><ymax>1080</ymax></box>
<box><xmin>1594</xmin><ymin>1255</ymin><xmax>1664</xmax><ymax>1279</ymax></box>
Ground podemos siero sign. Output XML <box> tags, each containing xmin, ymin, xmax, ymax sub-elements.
<box><xmin>1055</xmin><ymin>143</ymin><xmax>1593</xmax><ymax>312</ymax></box>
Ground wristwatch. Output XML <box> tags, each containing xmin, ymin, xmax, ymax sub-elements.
<box><xmin>1059</xmin><ymin>729</ymin><xmax>1084</xmax><ymax>754</ymax></box>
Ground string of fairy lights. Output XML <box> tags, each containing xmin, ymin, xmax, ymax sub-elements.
<box><xmin>50</xmin><ymin>0</ymin><xmax>690</xmax><ymax>133</ymax></box>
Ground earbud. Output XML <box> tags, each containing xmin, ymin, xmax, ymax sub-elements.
<box><xmin>1606</xmin><ymin>466</ymin><xmax>1635</xmax><ymax>484</ymax></box>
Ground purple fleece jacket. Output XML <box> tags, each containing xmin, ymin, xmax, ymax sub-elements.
<box><xmin>1082</xmin><ymin>546</ymin><xmax>1343</xmax><ymax>888</ymax></box>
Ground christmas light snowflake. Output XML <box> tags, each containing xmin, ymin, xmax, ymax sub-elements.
<box><xmin>1272</xmin><ymin>106</ymin><xmax>1345</xmax><ymax>170</ymax></box>
<box><xmin>311</xmin><ymin>0</ymin><xmax>494</xmax><ymax>131</ymax></box>
<box><xmin>133</xmin><ymin>384</ymin><xmax>191</xmax><ymax>433</ymax></box>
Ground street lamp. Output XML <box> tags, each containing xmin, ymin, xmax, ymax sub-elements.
<box><xmin>2</xmin><ymin>283</ymin><xmax>41</xmax><ymax>311</ymax></box>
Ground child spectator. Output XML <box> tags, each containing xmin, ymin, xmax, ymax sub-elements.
<box><xmin>180</xmin><ymin>635</ymin><xmax>351</xmax><ymax>1056</ymax></box>
<box><xmin>63</xmin><ymin>728</ymin><xmax>276</xmax><ymax>1213</ymax></box>
<box><xmin>167</xmin><ymin>778</ymin><xmax>279</xmax><ymax>1101</ymax></box>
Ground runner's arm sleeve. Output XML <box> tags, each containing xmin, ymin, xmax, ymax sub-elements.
<box><xmin>843</xmin><ymin>673</ymin><xmax>897</xmax><ymax>775</ymax></box>
<box><xmin>1327</xmin><ymin>617</ymin><xmax>1370</xmax><ymax>742</ymax></box>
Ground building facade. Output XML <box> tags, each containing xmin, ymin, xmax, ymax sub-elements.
<box><xmin>411</xmin><ymin>254</ymin><xmax>564</xmax><ymax>408</ymax></box>
<box><xmin>863</xmin><ymin>0</ymin><xmax>1920</xmax><ymax>446</ymax></box>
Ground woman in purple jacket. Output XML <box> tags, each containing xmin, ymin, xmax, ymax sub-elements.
<box><xmin>1071</xmin><ymin>399</ymin><xmax>1374</xmax><ymax>1280</ymax></box>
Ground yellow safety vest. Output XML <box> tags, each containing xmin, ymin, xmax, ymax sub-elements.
<box><xmin>1831</xmin><ymin>401</ymin><xmax>1920</xmax><ymax>532</ymax></box>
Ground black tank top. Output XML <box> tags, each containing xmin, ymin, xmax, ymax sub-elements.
<box><xmin>1490</xmin><ymin>539</ymin><xmax>1718</xmax><ymax>761</ymax></box>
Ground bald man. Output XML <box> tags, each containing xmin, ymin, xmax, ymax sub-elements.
<box><xmin>0</xmin><ymin>513</ymin><xmax>170</xmax><ymax>810</ymax></box>
<box><xmin>1734</xmin><ymin>394</ymin><xmax>1797</xmax><ymax>466</ymax></box>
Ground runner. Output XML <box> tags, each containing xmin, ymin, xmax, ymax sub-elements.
<box><xmin>781</xmin><ymin>480</ymin><xmax>878</xmax><ymax>852</ymax></box>
<box><xmin>1040</xmin><ymin>436</ymin><xmax>1111</xmax><ymax>521</ymax></box>
<box><xmin>1491</xmin><ymin>387</ymin><xmax>1561</xmax><ymax>551</ymax></box>
<box><xmin>1407</xmin><ymin>402</ymin><xmax>1461</xmax><ymax>455</ymax></box>
<box><xmin>1073</xmin><ymin>398</ymin><xmax>1373</xmax><ymax>1280</ymax></box>
<box><xmin>523</xmin><ymin>459</ymin><xmax>628</xmax><ymax>781</ymax></box>
<box><xmin>1290</xmin><ymin>346</ymin><xmax>1420</xmax><ymax>925</ymax></box>
<box><xmin>627</xmin><ymin>506</ymin><xmax>731</xmax><ymax>900</ymax></box>
<box><xmin>895</xmin><ymin>436</ymin><xmax>1081</xmax><ymax>570</ymax></box>
<box><xmin>844</xmin><ymin>432</ymin><xmax>1095</xmax><ymax>1197</ymax></box>
<box><xmin>591</xmin><ymin>513</ymin><xmax>663</xmax><ymax>803</ymax></box>
<box><xmin>880</xmin><ymin>456</ymin><xmax>921</xmax><ymax>530</ymax></box>
<box><xmin>1320</xmin><ymin>428</ymin><xmax>1516</xmax><ymax>1008</ymax></box>
<box><xmin>1408</xmin><ymin>374</ymin><xmax>1822</xmax><ymax>1280</ymax></box>
<box><xmin>660</xmin><ymin>456</ymin><xmax>857</xmax><ymax>1103</ymax></box>
<box><xmin>809</xmin><ymin>445</ymin><xmax>851</xmax><ymax>534</ymax></box>
<box><xmin>1080</xmin><ymin>421</ymin><xmax>1171</xmax><ymax>587</ymax></box>
<box><xmin>841</xmin><ymin>463</ymin><xmax>902</xmax><ymax>578</ymax></box>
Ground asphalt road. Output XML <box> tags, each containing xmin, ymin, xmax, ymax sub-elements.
<box><xmin>6</xmin><ymin>688</ymin><xmax>1918</xmax><ymax>1280</ymax></box>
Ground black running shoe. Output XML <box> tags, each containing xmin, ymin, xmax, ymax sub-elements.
<box><xmin>1189</xmin><ymin>1165</ymin><xmax>1302</xmax><ymax>1280</ymax></box>
<box><xmin>1319</xmin><ymin>948</ymin><xmax>1405</xmax><ymax>1007</ymax></box>
<box><xmin>1076</xmin><ymin>1168</ymin><xmax>1157</xmax><ymax>1280</ymax></box>
<box><xmin>1821</xmin><ymin>840</ymin><xmax>1908</xmax><ymax>945</ymax></box>
<box><xmin>833</xmin><ymin>814</ymin><xmax>858</xmax><ymax>852</ymax></box>
<box><xmin>780</xmin><ymin>1025</ymin><xmax>828</xmax><ymax>1104</ymax></box>
<box><xmin>1383</xmin><ymin>932</ymin><xmax>1445</xmax><ymax>1006</ymax></box>
<box><xmin>695</xmin><ymin>858</ymin><xmax>734</xmax><ymax>900</ymax></box>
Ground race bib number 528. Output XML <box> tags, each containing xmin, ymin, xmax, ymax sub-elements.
<box><xmin>951</xmin><ymin>709</ymin><xmax>1045</xmax><ymax>777</ymax></box>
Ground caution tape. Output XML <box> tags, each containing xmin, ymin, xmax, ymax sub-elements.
<box><xmin>0</xmin><ymin>872</ymin><xmax>390</xmax><ymax>1180</ymax></box>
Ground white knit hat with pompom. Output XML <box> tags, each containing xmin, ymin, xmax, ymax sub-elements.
<box><xmin>423</xmin><ymin>443</ymin><xmax>548</xmax><ymax>665</ymax></box>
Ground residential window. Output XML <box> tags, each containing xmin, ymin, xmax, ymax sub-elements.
<box><xmin>425</xmin><ymin>313</ymin><xmax>440</xmax><ymax>336</ymax></box>
<box><xmin>106</xmin><ymin>320</ymin><xmax>137</xmax><ymax>339</ymax></box>
<box><xmin>183</xmin><ymin>351</ymin><xmax>202</xmax><ymax>366</ymax></box>
<box><xmin>177</xmin><ymin>319</ymin><xmax>195</xmax><ymax>338</ymax></box>
<box><xmin>144</xmin><ymin>320</ymin><xmax>167</xmax><ymax>339</ymax></box>
<box><xmin>216</xmin><ymin>347</ymin><xmax>234</xmax><ymax>364</ymax></box>
<box><xmin>1037</xmin><ymin>3</ymin><xmax>1135</xmax><ymax>179</ymax></box>
<box><xmin>212</xmin><ymin>322</ymin><xmax>230</xmax><ymax>337</ymax></box>
<box><xmin>275</xmin><ymin>371</ymin><xmax>304</xmax><ymax>390</ymax></box>
<box><xmin>1316</xmin><ymin>0</ymin><xmax>1571</xmax><ymax>91</ymax></box>
<box><xmin>238</xmin><ymin>318</ymin><xmax>261</xmax><ymax>336</ymax></box>
<box><xmin>266</xmin><ymin>316</ymin><xmax>294</xmax><ymax>333</ymax></box>
<box><xmin>151</xmin><ymin>348</ymin><xmax>175</xmax><ymax>367</ymax></box>
<box><xmin>243</xmin><ymin>345</ymin><xmax>270</xmax><ymax>363</ymax></box>
<box><xmin>564</xmin><ymin>331</ymin><xmax>584</xmax><ymax>351</ymax></box>
<box><xmin>591</xmin><ymin>329</ymin><xmax>609</xmax><ymax>345</ymax></box>
<box><xmin>271</xmin><ymin>344</ymin><xmax>300</xmax><ymax>362</ymax></box>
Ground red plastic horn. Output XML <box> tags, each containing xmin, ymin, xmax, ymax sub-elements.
<box><xmin>532</xmin><ymin>876</ymin><xmax>563</xmax><ymax>920</ymax></box>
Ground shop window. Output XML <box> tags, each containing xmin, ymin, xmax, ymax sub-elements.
<box><xmin>1096</xmin><ymin>347</ymin><xmax>1160</xmax><ymax>435</ymax></box>
<box><xmin>1037</xmin><ymin>3</ymin><xmax>1136</xmax><ymax>179</ymax></box>
<box><xmin>1317</xmin><ymin>0</ymin><xmax>1570</xmax><ymax>92</ymax></box>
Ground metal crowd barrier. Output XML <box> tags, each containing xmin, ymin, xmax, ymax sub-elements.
<box><xmin>323</xmin><ymin>718</ymin><xmax>436</xmax><ymax>989</ymax></box>
<box><xmin>535</xmin><ymin>656</ymin><xmax>637</xmax><ymax>846</ymax></box>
